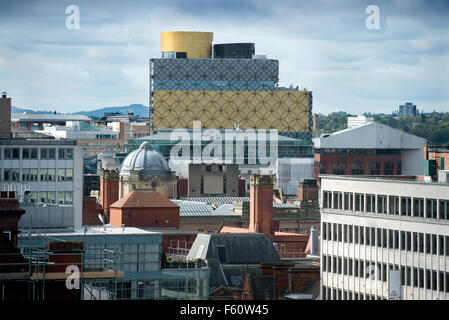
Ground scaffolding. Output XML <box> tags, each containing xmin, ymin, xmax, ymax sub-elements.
<box><xmin>1</xmin><ymin>228</ymin><xmax>210</xmax><ymax>300</ymax></box>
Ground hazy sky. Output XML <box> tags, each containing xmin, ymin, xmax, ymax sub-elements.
<box><xmin>0</xmin><ymin>0</ymin><xmax>448</xmax><ymax>114</ymax></box>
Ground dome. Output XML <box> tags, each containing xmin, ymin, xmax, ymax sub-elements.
<box><xmin>120</xmin><ymin>142</ymin><xmax>170</xmax><ymax>178</ymax></box>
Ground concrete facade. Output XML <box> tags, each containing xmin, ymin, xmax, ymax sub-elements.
<box><xmin>320</xmin><ymin>175</ymin><xmax>449</xmax><ymax>300</ymax></box>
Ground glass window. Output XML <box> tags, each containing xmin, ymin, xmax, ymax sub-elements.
<box><xmin>22</xmin><ymin>148</ymin><xmax>30</xmax><ymax>159</ymax></box>
<box><xmin>30</xmin><ymin>169</ymin><xmax>38</xmax><ymax>181</ymax></box>
<box><xmin>40</xmin><ymin>168</ymin><xmax>48</xmax><ymax>181</ymax></box>
<box><xmin>48</xmin><ymin>192</ymin><xmax>56</xmax><ymax>204</ymax></box>
<box><xmin>58</xmin><ymin>149</ymin><xmax>65</xmax><ymax>159</ymax></box>
<box><xmin>49</xmin><ymin>149</ymin><xmax>56</xmax><ymax>159</ymax></box>
<box><xmin>377</xmin><ymin>195</ymin><xmax>387</xmax><ymax>214</ymax></box>
<box><xmin>58</xmin><ymin>192</ymin><xmax>65</xmax><ymax>204</ymax></box>
<box><xmin>48</xmin><ymin>169</ymin><xmax>56</xmax><ymax>181</ymax></box>
<box><xmin>11</xmin><ymin>168</ymin><xmax>20</xmax><ymax>181</ymax></box>
<box><xmin>58</xmin><ymin>168</ymin><xmax>65</xmax><ymax>181</ymax></box>
<box><xmin>4</xmin><ymin>148</ymin><xmax>11</xmax><ymax>159</ymax></box>
<box><xmin>41</xmin><ymin>148</ymin><xmax>48</xmax><ymax>159</ymax></box>
<box><xmin>29</xmin><ymin>192</ymin><xmax>37</xmax><ymax>203</ymax></box>
<box><xmin>66</xmin><ymin>168</ymin><xmax>73</xmax><ymax>181</ymax></box>
<box><xmin>22</xmin><ymin>168</ymin><xmax>30</xmax><ymax>181</ymax></box>
<box><xmin>65</xmin><ymin>191</ymin><xmax>73</xmax><ymax>204</ymax></box>
<box><xmin>3</xmin><ymin>169</ymin><xmax>10</xmax><ymax>181</ymax></box>
<box><xmin>389</xmin><ymin>196</ymin><xmax>399</xmax><ymax>215</ymax></box>
<box><xmin>30</xmin><ymin>149</ymin><xmax>38</xmax><ymax>159</ymax></box>
<box><xmin>66</xmin><ymin>148</ymin><xmax>73</xmax><ymax>160</ymax></box>
<box><xmin>12</xmin><ymin>148</ymin><xmax>19</xmax><ymax>159</ymax></box>
<box><xmin>40</xmin><ymin>191</ymin><xmax>47</xmax><ymax>203</ymax></box>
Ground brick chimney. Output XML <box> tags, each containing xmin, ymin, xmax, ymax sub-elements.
<box><xmin>297</xmin><ymin>179</ymin><xmax>318</xmax><ymax>201</ymax></box>
<box><xmin>0</xmin><ymin>92</ymin><xmax>12</xmax><ymax>139</ymax></box>
<box><xmin>100</xmin><ymin>168</ymin><xmax>120</xmax><ymax>217</ymax></box>
<box><xmin>249</xmin><ymin>175</ymin><xmax>274</xmax><ymax>235</ymax></box>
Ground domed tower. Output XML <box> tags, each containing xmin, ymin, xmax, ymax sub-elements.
<box><xmin>119</xmin><ymin>142</ymin><xmax>177</xmax><ymax>199</ymax></box>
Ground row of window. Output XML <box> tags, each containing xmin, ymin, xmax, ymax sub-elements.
<box><xmin>322</xmin><ymin>222</ymin><xmax>449</xmax><ymax>256</ymax></box>
<box><xmin>322</xmin><ymin>286</ymin><xmax>384</xmax><ymax>300</ymax></box>
<box><xmin>322</xmin><ymin>191</ymin><xmax>449</xmax><ymax>221</ymax></box>
<box><xmin>323</xmin><ymin>255</ymin><xmax>449</xmax><ymax>293</ymax></box>
<box><xmin>2</xmin><ymin>168</ymin><xmax>73</xmax><ymax>182</ymax></box>
<box><xmin>2</xmin><ymin>148</ymin><xmax>73</xmax><ymax>160</ymax></box>
<box><xmin>319</xmin><ymin>161</ymin><xmax>401</xmax><ymax>175</ymax></box>
<box><xmin>27</xmin><ymin>191</ymin><xmax>73</xmax><ymax>205</ymax></box>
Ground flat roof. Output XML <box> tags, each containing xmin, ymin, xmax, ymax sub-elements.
<box><xmin>0</xmin><ymin>139</ymin><xmax>77</xmax><ymax>146</ymax></box>
<box><xmin>319</xmin><ymin>174</ymin><xmax>449</xmax><ymax>187</ymax></box>
<box><xmin>11</xmin><ymin>113</ymin><xmax>91</xmax><ymax>122</ymax></box>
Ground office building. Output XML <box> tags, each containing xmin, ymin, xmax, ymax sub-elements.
<box><xmin>320</xmin><ymin>175</ymin><xmax>449</xmax><ymax>300</ymax></box>
<box><xmin>0</xmin><ymin>139</ymin><xmax>83</xmax><ymax>230</ymax></box>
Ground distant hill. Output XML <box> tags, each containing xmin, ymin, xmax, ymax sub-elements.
<box><xmin>11</xmin><ymin>104</ymin><xmax>149</xmax><ymax>118</ymax></box>
<box><xmin>73</xmin><ymin>104</ymin><xmax>149</xmax><ymax>118</ymax></box>
<box><xmin>12</xmin><ymin>106</ymin><xmax>55</xmax><ymax>114</ymax></box>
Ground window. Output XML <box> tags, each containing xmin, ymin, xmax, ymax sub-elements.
<box><xmin>384</xmin><ymin>162</ymin><xmax>394</xmax><ymax>175</ymax></box>
<box><xmin>58</xmin><ymin>192</ymin><xmax>65</xmax><ymax>204</ymax></box>
<box><xmin>351</xmin><ymin>161</ymin><xmax>364</xmax><ymax>175</ymax></box>
<box><xmin>439</xmin><ymin>235</ymin><xmax>445</xmax><ymax>256</ymax></box>
<box><xmin>394</xmin><ymin>230</ymin><xmax>399</xmax><ymax>250</ymax></box>
<box><xmin>355</xmin><ymin>193</ymin><xmax>364</xmax><ymax>212</ymax></box>
<box><xmin>389</xmin><ymin>196</ymin><xmax>399</xmax><ymax>215</ymax></box>
<box><xmin>377</xmin><ymin>195</ymin><xmax>387</xmax><ymax>214</ymax></box>
<box><xmin>48</xmin><ymin>169</ymin><xmax>55</xmax><ymax>181</ymax></box>
<box><xmin>401</xmin><ymin>197</ymin><xmax>412</xmax><ymax>217</ymax></box>
<box><xmin>333</xmin><ymin>192</ymin><xmax>342</xmax><ymax>210</ymax></box>
<box><xmin>432</xmin><ymin>234</ymin><xmax>437</xmax><ymax>255</ymax></box>
<box><xmin>370</xmin><ymin>161</ymin><xmax>380</xmax><ymax>175</ymax></box>
<box><xmin>323</xmin><ymin>223</ymin><xmax>327</xmax><ymax>240</ymax></box>
<box><xmin>47</xmin><ymin>192</ymin><xmax>56</xmax><ymax>204</ymax></box>
<box><xmin>366</xmin><ymin>227</ymin><xmax>371</xmax><ymax>246</ymax></box>
<box><xmin>419</xmin><ymin>233</ymin><xmax>424</xmax><ymax>253</ymax></box>
<box><xmin>425</xmin><ymin>234</ymin><xmax>431</xmax><ymax>254</ymax></box>
<box><xmin>65</xmin><ymin>191</ymin><xmax>73</xmax><ymax>204</ymax></box>
<box><xmin>414</xmin><ymin>198</ymin><xmax>424</xmax><ymax>218</ymax></box>
<box><xmin>217</xmin><ymin>246</ymin><xmax>227</xmax><ymax>263</ymax></box>
<box><xmin>320</xmin><ymin>162</ymin><xmax>327</xmax><ymax>174</ymax></box>
<box><xmin>426</xmin><ymin>199</ymin><xmax>437</xmax><ymax>219</ymax></box>
<box><xmin>40</xmin><ymin>192</ymin><xmax>47</xmax><ymax>203</ymax></box>
<box><xmin>41</xmin><ymin>148</ymin><xmax>48</xmax><ymax>159</ymax></box>
<box><xmin>58</xmin><ymin>148</ymin><xmax>74</xmax><ymax>160</ymax></box>
<box><xmin>22</xmin><ymin>168</ymin><xmax>30</xmax><ymax>181</ymax></box>
<box><xmin>397</xmin><ymin>162</ymin><xmax>402</xmax><ymax>175</ymax></box>
<box><xmin>360</xmin><ymin>226</ymin><xmax>365</xmax><ymax>245</ymax></box>
<box><xmin>400</xmin><ymin>231</ymin><xmax>406</xmax><ymax>251</ymax></box>
<box><xmin>413</xmin><ymin>232</ymin><xmax>419</xmax><ymax>252</ymax></box>
<box><xmin>58</xmin><ymin>168</ymin><xmax>65</xmax><ymax>181</ymax></box>
<box><xmin>366</xmin><ymin>194</ymin><xmax>375</xmax><ymax>213</ymax></box>
<box><xmin>323</xmin><ymin>191</ymin><xmax>332</xmax><ymax>209</ymax></box>
<box><xmin>205</xmin><ymin>166</ymin><xmax>212</xmax><ymax>172</ymax></box>
<box><xmin>439</xmin><ymin>200</ymin><xmax>449</xmax><ymax>220</ymax></box>
<box><xmin>343</xmin><ymin>192</ymin><xmax>353</xmax><ymax>211</ymax></box>
<box><xmin>66</xmin><ymin>168</ymin><xmax>73</xmax><ymax>181</ymax></box>
<box><xmin>332</xmin><ymin>161</ymin><xmax>345</xmax><ymax>175</ymax></box>
<box><xmin>40</xmin><ymin>168</ymin><xmax>48</xmax><ymax>181</ymax></box>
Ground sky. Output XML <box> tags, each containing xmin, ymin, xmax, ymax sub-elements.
<box><xmin>0</xmin><ymin>0</ymin><xmax>448</xmax><ymax>114</ymax></box>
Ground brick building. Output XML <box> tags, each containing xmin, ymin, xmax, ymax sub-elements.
<box><xmin>313</xmin><ymin>122</ymin><xmax>426</xmax><ymax>186</ymax></box>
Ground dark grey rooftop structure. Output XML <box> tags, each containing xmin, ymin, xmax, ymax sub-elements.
<box><xmin>187</xmin><ymin>233</ymin><xmax>280</xmax><ymax>264</ymax></box>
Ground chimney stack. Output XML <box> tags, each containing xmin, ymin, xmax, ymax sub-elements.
<box><xmin>249</xmin><ymin>174</ymin><xmax>274</xmax><ymax>235</ymax></box>
<box><xmin>0</xmin><ymin>92</ymin><xmax>11</xmax><ymax>139</ymax></box>
<box><xmin>297</xmin><ymin>179</ymin><xmax>318</xmax><ymax>201</ymax></box>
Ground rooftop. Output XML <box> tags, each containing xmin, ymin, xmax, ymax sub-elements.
<box><xmin>11</xmin><ymin>113</ymin><xmax>91</xmax><ymax>122</ymax></box>
<box><xmin>110</xmin><ymin>189</ymin><xmax>179</xmax><ymax>209</ymax></box>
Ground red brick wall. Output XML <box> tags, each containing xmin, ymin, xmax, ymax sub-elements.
<box><xmin>177</xmin><ymin>178</ymin><xmax>188</xmax><ymax>197</ymax></box>
<box><xmin>314</xmin><ymin>153</ymin><xmax>402</xmax><ymax>186</ymax></box>
<box><xmin>82</xmin><ymin>197</ymin><xmax>102</xmax><ymax>225</ymax></box>
<box><xmin>110</xmin><ymin>207</ymin><xmax>180</xmax><ymax>228</ymax></box>
<box><xmin>238</xmin><ymin>178</ymin><xmax>246</xmax><ymax>197</ymax></box>
<box><xmin>288</xmin><ymin>269</ymin><xmax>320</xmax><ymax>293</ymax></box>
<box><xmin>100</xmin><ymin>178</ymin><xmax>119</xmax><ymax>215</ymax></box>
